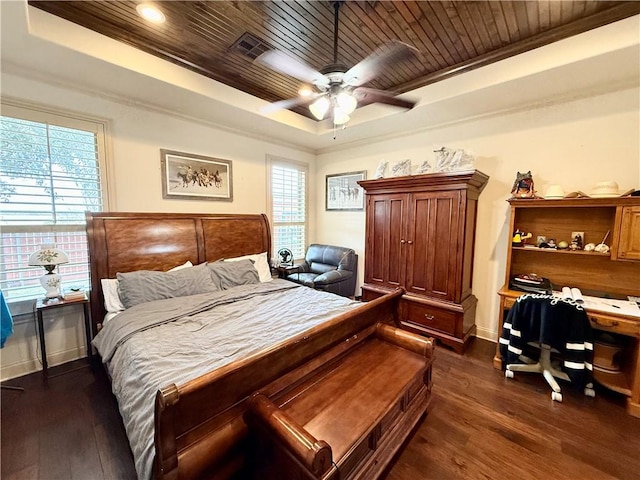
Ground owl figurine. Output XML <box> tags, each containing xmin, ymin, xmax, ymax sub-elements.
<box><xmin>510</xmin><ymin>171</ymin><xmax>537</xmax><ymax>199</ymax></box>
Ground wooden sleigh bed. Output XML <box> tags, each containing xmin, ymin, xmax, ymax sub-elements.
<box><xmin>86</xmin><ymin>211</ymin><xmax>434</xmax><ymax>480</ymax></box>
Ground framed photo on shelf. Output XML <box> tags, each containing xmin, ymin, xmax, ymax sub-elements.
<box><xmin>161</xmin><ymin>149</ymin><xmax>233</xmax><ymax>201</ymax></box>
<box><xmin>326</xmin><ymin>171</ymin><xmax>366</xmax><ymax>211</ymax></box>
<box><xmin>570</xmin><ymin>231</ymin><xmax>585</xmax><ymax>250</ymax></box>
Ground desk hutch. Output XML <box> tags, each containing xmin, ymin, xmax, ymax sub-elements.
<box><xmin>492</xmin><ymin>196</ymin><xmax>640</xmax><ymax>417</ymax></box>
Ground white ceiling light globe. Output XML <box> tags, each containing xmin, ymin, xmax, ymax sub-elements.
<box><xmin>336</xmin><ymin>91</ymin><xmax>357</xmax><ymax>114</ymax></box>
<box><xmin>333</xmin><ymin>107</ymin><xmax>350</xmax><ymax>125</ymax></box>
<box><xmin>309</xmin><ymin>96</ymin><xmax>330</xmax><ymax>120</ymax></box>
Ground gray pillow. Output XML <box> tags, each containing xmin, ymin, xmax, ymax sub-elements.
<box><xmin>117</xmin><ymin>263</ymin><xmax>218</xmax><ymax>309</ymax></box>
<box><xmin>207</xmin><ymin>259</ymin><xmax>259</xmax><ymax>290</ymax></box>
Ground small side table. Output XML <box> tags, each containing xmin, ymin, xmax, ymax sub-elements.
<box><xmin>276</xmin><ymin>265</ymin><xmax>302</xmax><ymax>279</ymax></box>
<box><xmin>35</xmin><ymin>296</ymin><xmax>92</xmax><ymax>383</ymax></box>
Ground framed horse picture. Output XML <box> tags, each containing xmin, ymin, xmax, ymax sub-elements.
<box><xmin>326</xmin><ymin>171</ymin><xmax>366</xmax><ymax>211</ymax></box>
<box><xmin>161</xmin><ymin>149</ymin><xmax>233</xmax><ymax>201</ymax></box>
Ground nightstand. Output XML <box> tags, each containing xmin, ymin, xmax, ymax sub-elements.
<box><xmin>276</xmin><ymin>265</ymin><xmax>302</xmax><ymax>279</ymax></box>
<box><xmin>35</xmin><ymin>295</ymin><xmax>93</xmax><ymax>383</ymax></box>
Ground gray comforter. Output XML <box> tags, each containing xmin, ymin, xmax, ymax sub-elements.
<box><xmin>92</xmin><ymin>280</ymin><xmax>359</xmax><ymax>479</ymax></box>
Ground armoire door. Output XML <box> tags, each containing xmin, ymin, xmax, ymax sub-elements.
<box><xmin>404</xmin><ymin>191</ymin><xmax>461</xmax><ymax>301</ymax></box>
<box><xmin>364</xmin><ymin>193</ymin><xmax>409</xmax><ymax>288</ymax></box>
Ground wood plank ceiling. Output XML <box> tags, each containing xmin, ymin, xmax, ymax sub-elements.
<box><xmin>29</xmin><ymin>1</ymin><xmax>640</xmax><ymax>119</ymax></box>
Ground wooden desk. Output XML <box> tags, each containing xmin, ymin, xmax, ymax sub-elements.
<box><xmin>493</xmin><ymin>287</ymin><xmax>640</xmax><ymax>417</ymax></box>
<box><xmin>36</xmin><ymin>296</ymin><xmax>93</xmax><ymax>383</ymax></box>
<box><xmin>494</xmin><ymin>197</ymin><xmax>640</xmax><ymax>417</ymax></box>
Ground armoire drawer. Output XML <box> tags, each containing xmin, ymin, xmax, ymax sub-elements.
<box><xmin>401</xmin><ymin>300</ymin><xmax>459</xmax><ymax>335</ymax></box>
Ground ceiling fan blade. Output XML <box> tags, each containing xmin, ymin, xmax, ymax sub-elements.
<box><xmin>260</xmin><ymin>93</ymin><xmax>323</xmax><ymax>114</ymax></box>
<box><xmin>256</xmin><ymin>50</ymin><xmax>329</xmax><ymax>88</ymax></box>
<box><xmin>344</xmin><ymin>41</ymin><xmax>419</xmax><ymax>87</ymax></box>
<box><xmin>353</xmin><ymin>87</ymin><xmax>417</xmax><ymax>110</ymax></box>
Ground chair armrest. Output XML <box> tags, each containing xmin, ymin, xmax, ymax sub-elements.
<box><xmin>313</xmin><ymin>270</ymin><xmax>353</xmax><ymax>285</ymax></box>
<box><xmin>247</xmin><ymin>393</ymin><xmax>333</xmax><ymax>477</ymax></box>
<box><xmin>293</xmin><ymin>262</ymin><xmax>311</xmax><ymax>273</ymax></box>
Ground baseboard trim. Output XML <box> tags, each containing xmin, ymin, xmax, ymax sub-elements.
<box><xmin>1</xmin><ymin>347</ymin><xmax>85</xmax><ymax>381</ymax></box>
<box><xmin>475</xmin><ymin>326</ymin><xmax>498</xmax><ymax>343</ymax></box>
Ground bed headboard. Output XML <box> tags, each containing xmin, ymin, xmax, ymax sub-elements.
<box><xmin>85</xmin><ymin>211</ymin><xmax>271</xmax><ymax>336</ymax></box>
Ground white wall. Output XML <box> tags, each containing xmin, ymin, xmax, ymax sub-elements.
<box><xmin>0</xmin><ymin>72</ymin><xmax>316</xmax><ymax>380</ymax></box>
<box><xmin>2</xmin><ymin>58</ymin><xmax>638</xmax><ymax>381</ymax></box>
<box><xmin>315</xmin><ymin>86</ymin><xmax>640</xmax><ymax>342</ymax></box>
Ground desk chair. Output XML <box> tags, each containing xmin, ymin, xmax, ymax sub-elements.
<box><xmin>500</xmin><ymin>294</ymin><xmax>595</xmax><ymax>402</ymax></box>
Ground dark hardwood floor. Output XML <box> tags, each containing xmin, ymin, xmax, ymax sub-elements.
<box><xmin>2</xmin><ymin>338</ymin><xmax>639</xmax><ymax>480</ymax></box>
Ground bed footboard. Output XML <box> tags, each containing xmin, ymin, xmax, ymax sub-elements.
<box><xmin>154</xmin><ymin>289</ymin><xmax>404</xmax><ymax>480</ymax></box>
<box><xmin>245</xmin><ymin>323</ymin><xmax>433</xmax><ymax>480</ymax></box>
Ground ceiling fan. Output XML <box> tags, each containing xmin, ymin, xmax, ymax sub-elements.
<box><xmin>256</xmin><ymin>1</ymin><xmax>419</xmax><ymax>126</ymax></box>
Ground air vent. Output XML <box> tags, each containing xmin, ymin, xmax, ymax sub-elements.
<box><xmin>231</xmin><ymin>32</ymin><xmax>271</xmax><ymax>60</ymax></box>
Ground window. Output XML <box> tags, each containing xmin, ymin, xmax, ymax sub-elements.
<box><xmin>268</xmin><ymin>156</ymin><xmax>308</xmax><ymax>260</ymax></box>
<box><xmin>0</xmin><ymin>102</ymin><xmax>109</xmax><ymax>303</ymax></box>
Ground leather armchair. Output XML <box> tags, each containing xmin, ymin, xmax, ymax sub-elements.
<box><xmin>286</xmin><ymin>244</ymin><xmax>357</xmax><ymax>298</ymax></box>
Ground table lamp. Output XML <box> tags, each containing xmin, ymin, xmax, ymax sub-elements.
<box><xmin>28</xmin><ymin>244</ymin><xmax>69</xmax><ymax>299</ymax></box>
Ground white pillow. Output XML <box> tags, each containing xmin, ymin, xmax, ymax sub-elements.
<box><xmin>223</xmin><ymin>252</ymin><xmax>272</xmax><ymax>283</ymax></box>
<box><xmin>101</xmin><ymin>261</ymin><xmax>194</xmax><ymax>313</ymax></box>
<box><xmin>103</xmin><ymin>310</ymin><xmax>121</xmax><ymax>325</ymax></box>
<box><xmin>101</xmin><ymin>278</ymin><xmax>125</xmax><ymax>313</ymax></box>
<box><xmin>167</xmin><ymin>260</ymin><xmax>193</xmax><ymax>272</ymax></box>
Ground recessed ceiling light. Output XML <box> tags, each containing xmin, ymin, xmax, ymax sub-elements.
<box><xmin>136</xmin><ymin>3</ymin><xmax>166</xmax><ymax>24</ymax></box>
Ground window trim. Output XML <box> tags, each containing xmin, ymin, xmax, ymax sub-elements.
<box><xmin>1</xmin><ymin>98</ymin><xmax>113</xmax><ymax>312</ymax></box>
<box><xmin>1</xmin><ymin>97</ymin><xmax>115</xmax><ymax>209</ymax></box>
<box><xmin>266</xmin><ymin>155</ymin><xmax>309</xmax><ymax>261</ymax></box>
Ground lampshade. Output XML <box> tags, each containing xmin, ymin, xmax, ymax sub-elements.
<box><xmin>336</xmin><ymin>91</ymin><xmax>357</xmax><ymax>115</ymax></box>
<box><xmin>28</xmin><ymin>244</ymin><xmax>69</xmax><ymax>299</ymax></box>
<box><xmin>309</xmin><ymin>96</ymin><xmax>330</xmax><ymax>120</ymax></box>
<box><xmin>28</xmin><ymin>244</ymin><xmax>69</xmax><ymax>268</ymax></box>
<box><xmin>332</xmin><ymin>107</ymin><xmax>350</xmax><ymax>126</ymax></box>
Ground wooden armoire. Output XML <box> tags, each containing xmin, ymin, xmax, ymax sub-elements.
<box><xmin>359</xmin><ymin>170</ymin><xmax>489</xmax><ymax>353</ymax></box>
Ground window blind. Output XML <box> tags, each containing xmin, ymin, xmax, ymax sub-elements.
<box><xmin>270</xmin><ymin>161</ymin><xmax>307</xmax><ymax>260</ymax></box>
<box><xmin>0</xmin><ymin>111</ymin><xmax>105</xmax><ymax>302</ymax></box>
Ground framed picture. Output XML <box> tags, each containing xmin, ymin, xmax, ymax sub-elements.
<box><xmin>161</xmin><ymin>149</ymin><xmax>233</xmax><ymax>201</ymax></box>
<box><xmin>326</xmin><ymin>171</ymin><xmax>366</xmax><ymax>211</ymax></box>
<box><xmin>570</xmin><ymin>231</ymin><xmax>585</xmax><ymax>250</ymax></box>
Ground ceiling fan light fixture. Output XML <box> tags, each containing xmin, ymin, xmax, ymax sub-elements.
<box><xmin>258</xmin><ymin>0</ymin><xmax>416</xmax><ymax>128</ymax></box>
<box><xmin>309</xmin><ymin>96</ymin><xmax>330</xmax><ymax>120</ymax></box>
<box><xmin>332</xmin><ymin>107</ymin><xmax>350</xmax><ymax>126</ymax></box>
<box><xmin>336</xmin><ymin>91</ymin><xmax>357</xmax><ymax>115</ymax></box>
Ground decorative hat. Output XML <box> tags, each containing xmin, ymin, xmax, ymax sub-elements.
<box><xmin>590</xmin><ymin>181</ymin><xmax>620</xmax><ymax>198</ymax></box>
